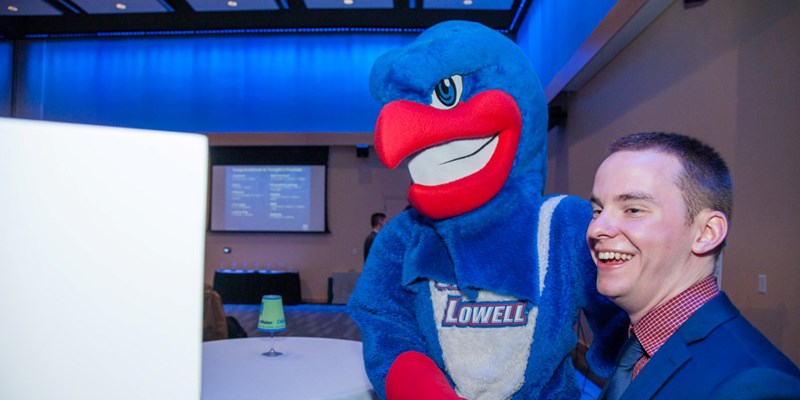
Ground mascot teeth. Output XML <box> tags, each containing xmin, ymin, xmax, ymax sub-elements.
<box><xmin>408</xmin><ymin>135</ymin><xmax>498</xmax><ymax>186</ymax></box>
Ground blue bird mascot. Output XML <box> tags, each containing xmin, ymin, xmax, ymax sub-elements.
<box><xmin>348</xmin><ymin>20</ymin><xmax>627</xmax><ymax>400</ymax></box>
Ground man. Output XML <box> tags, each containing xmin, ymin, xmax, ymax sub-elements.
<box><xmin>364</xmin><ymin>212</ymin><xmax>386</xmax><ymax>262</ymax></box>
<box><xmin>588</xmin><ymin>132</ymin><xmax>800</xmax><ymax>400</ymax></box>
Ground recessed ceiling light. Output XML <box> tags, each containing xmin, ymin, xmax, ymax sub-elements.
<box><xmin>7</xmin><ymin>5</ymin><xmax>19</xmax><ymax>12</ymax></box>
<box><xmin>115</xmin><ymin>3</ymin><xmax>127</xmax><ymax>10</ymax></box>
<box><xmin>227</xmin><ymin>0</ymin><xmax>238</xmax><ymax>6</ymax></box>
<box><xmin>343</xmin><ymin>0</ymin><xmax>354</xmax><ymax>5</ymax></box>
<box><xmin>463</xmin><ymin>0</ymin><xmax>473</xmax><ymax>5</ymax></box>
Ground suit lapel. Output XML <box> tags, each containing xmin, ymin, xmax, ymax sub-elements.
<box><xmin>617</xmin><ymin>293</ymin><xmax>740</xmax><ymax>399</ymax></box>
<box><xmin>620</xmin><ymin>339</ymin><xmax>691</xmax><ymax>400</ymax></box>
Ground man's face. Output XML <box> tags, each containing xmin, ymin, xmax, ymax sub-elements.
<box><xmin>587</xmin><ymin>150</ymin><xmax>706</xmax><ymax>322</ymax></box>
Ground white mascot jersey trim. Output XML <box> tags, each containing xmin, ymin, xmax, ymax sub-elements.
<box><xmin>431</xmin><ymin>195</ymin><xmax>566</xmax><ymax>400</ymax></box>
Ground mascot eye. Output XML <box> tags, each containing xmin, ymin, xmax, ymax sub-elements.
<box><xmin>430</xmin><ymin>75</ymin><xmax>463</xmax><ymax>110</ymax></box>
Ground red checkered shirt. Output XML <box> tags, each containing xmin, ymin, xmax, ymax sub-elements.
<box><xmin>630</xmin><ymin>275</ymin><xmax>719</xmax><ymax>380</ymax></box>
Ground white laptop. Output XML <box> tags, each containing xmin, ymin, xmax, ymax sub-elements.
<box><xmin>0</xmin><ymin>117</ymin><xmax>207</xmax><ymax>399</ymax></box>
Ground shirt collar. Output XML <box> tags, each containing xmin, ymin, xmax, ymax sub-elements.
<box><xmin>631</xmin><ymin>275</ymin><xmax>719</xmax><ymax>357</ymax></box>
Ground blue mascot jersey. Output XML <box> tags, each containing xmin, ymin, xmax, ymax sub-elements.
<box><xmin>351</xmin><ymin>194</ymin><xmax>626</xmax><ymax>400</ymax></box>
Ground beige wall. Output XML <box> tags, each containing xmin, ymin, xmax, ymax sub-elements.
<box><xmin>205</xmin><ymin>145</ymin><xmax>411</xmax><ymax>303</ymax></box>
<box><xmin>546</xmin><ymin>0</ymin><xmax>800</xmax><ymax>364</ymax></box>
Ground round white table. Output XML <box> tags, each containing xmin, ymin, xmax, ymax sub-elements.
<box><xmin>202</xmin><ymin>337</ymin><xmax>376</xmax><ymax>400</ymax></box>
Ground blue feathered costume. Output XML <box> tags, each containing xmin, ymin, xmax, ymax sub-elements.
<box><xmin>348</xmin><ymin>21</ymin><xmax>627</xmax><ymax>400</ymax></box>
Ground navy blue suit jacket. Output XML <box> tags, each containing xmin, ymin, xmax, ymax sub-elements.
<box><xmin>613</xmin><ymin>293</ymin><xmax>800</xmax><ymax>400</ymax></box>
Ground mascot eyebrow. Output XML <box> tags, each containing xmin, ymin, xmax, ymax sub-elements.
<box><xmin>349</xmin><ymin>20</ymin><xmax>628</xmax><ymax>400</ymax></box>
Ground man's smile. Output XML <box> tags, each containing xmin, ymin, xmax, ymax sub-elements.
<box><xmin>596</xmin><ymin>251</ymin><xmax>634</xmax><ymax>262</ymax></box>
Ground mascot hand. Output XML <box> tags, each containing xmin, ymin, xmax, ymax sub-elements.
<box><xmin>386</xmin><ymin>351</ymin><xmax>465</xmax><ymax>400</ymax></box>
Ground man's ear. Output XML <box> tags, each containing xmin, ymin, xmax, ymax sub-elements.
<box><xmin>693</xmin><ymin>210</ymin><xmax>728</xmax><ymax>256</ymax></box>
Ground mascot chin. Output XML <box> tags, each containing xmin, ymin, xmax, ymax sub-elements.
<box><xmin>348</xmin><ymin>20</ymin><xmax>627</xmax><ymax>400</ymax></box>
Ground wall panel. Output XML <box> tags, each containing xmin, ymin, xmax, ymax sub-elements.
<box><xmin>13</xmin><ymin>34</ymin><xmax>414</xmax><ymax>133</ymax></box>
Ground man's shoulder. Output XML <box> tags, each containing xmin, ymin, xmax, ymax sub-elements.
<box><xmin>675</xmin><ymin>293</ymin><xmax>800</xmax><ymax>382</ymax></box>
<box><xmin>703</xmin><ymin>313</ymin><xmax>800</xmax><ymax>373</ymax></box>
<box><xmin>681</xmin><ymin>294</ymin><xmax>788</xmax><ymax>358</ymax></box>
<box><xmin>647</xmin><ymin>296</ymin><xmax>800</xmax><ymax>399</ymax></box>
<box><xmin>708</xmin><ymin>367</ymin><xmax>800</xmax><ymax>400</ymax></box>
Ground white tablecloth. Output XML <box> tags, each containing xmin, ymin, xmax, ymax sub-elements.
<box><xmin>202</xmin><ymin>337</ymin><xmax>376</xmax><ymax>400</ymax></box>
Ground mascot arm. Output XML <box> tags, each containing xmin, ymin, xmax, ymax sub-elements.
<box><xmin>562</xmin><ymin>198</ymin><xmax>629</xmax><ymax>379</ymax></box>
<box><xmin>349</xmin><ymin>225</ymin><xmax>455</xmax><ymax>399</ymax></box>
<box><xmin>580</xmin><ymin>268</ymin><xmax>629</xmax><ymax>379</ymax></box>
<box><xmin>553</xmin><ymin>196</ymin><xmax>629</xmax><ymax>379</ymax></box>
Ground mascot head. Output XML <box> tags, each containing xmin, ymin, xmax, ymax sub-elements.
<box><xmin>371</xmin><ymin>20</ymin><xmax>547</xmax><ymax>220</ymax></box>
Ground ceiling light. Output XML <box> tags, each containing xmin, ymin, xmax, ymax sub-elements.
<box><xmin>115</xmin><ymin>3</ymin><xmax>127</xmax><ymax>10</ymax></box>
<box><xmin>463</xmin><ymin>0</ymin><xmax>473</xmax><ymax>5</ymax></box>
<box><xmin>227</xmin><ymin>0</ymin><xmax>238</xmax><ymax>6</ymax></box>
<box><xmin>7</xmin><ymin>5</ymin><xmax>19</xmax><ymax>12</ymax></box>
<box><xmin>343</xmin><ymin>0</ymin><xmax>354</xmax><ymax>5</ymax></box>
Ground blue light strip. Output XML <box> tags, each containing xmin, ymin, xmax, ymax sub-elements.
<box><xmin>24</xmin><ymin>26</ymin><xmax>428</xmax><ymax>39</ymax></box>
<box><xmin>508</xmin><ymin>0</ymin><xmax>528</xmax><ymax>31</ymax></box>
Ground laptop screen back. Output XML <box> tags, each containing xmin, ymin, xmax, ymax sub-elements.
<box><xmin>0</xmin><ymin>118</ymin><xmax>207</xmax><ymax>399</ymax></box>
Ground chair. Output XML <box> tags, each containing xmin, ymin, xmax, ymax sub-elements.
<box><xmin>203</xmin><ymin>284</ymin><xmax>228</xmax><ymax>341</ymax></box>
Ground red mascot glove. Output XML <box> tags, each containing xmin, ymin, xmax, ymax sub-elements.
<box><xmin>385</xmin><ymin>351</ymin><xmax>466</xmax><ymax>400</ymax></box>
